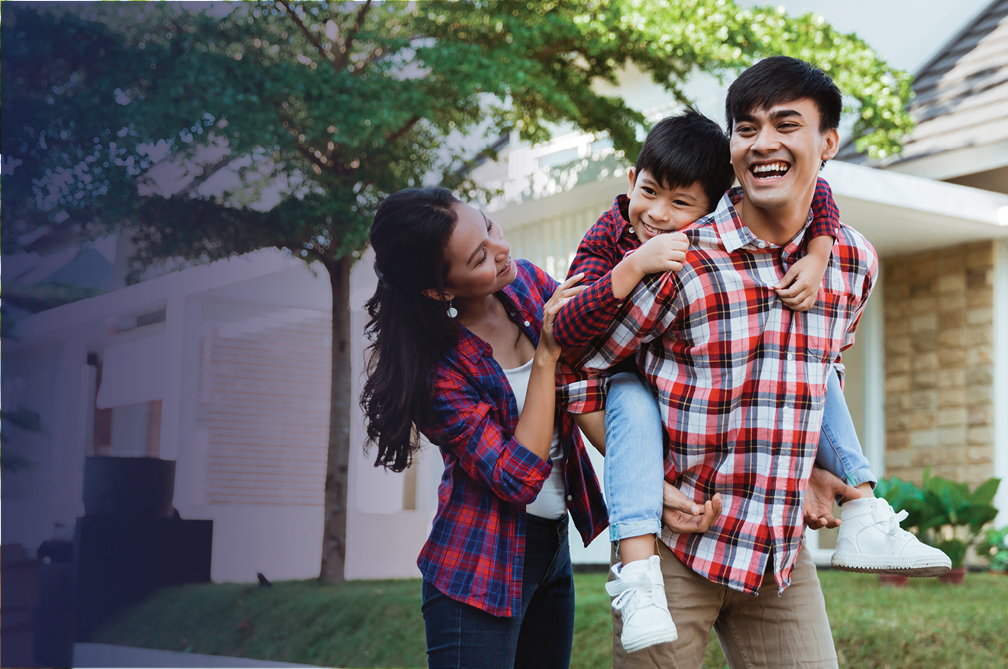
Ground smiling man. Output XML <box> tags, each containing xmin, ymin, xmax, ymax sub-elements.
<box><xmin>577</xmin><ymin>57</ymin><xmax>879</xmax><ymax>668</ymax></box>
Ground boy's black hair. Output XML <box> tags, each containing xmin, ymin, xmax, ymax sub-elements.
<box><xmin>635</xmin><ymin>108</ymin><xmax>734</xmax><ymax>213</ymax></box>
<box><xmin>725</xmin><ymin>56</ymin><xmax>842</xmax><ymax>135</ymax></box>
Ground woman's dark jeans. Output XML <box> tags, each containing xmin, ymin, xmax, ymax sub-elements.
<box><xmin>421</xmin><ymin>514</ymin><xmax>575</xmax><ymax>669</ymax></box>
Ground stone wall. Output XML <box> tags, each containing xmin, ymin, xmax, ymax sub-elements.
<box><xmin>883</xmin><ymin>240</ymin><xmax>995</xmax><ymax>488</ymax></box>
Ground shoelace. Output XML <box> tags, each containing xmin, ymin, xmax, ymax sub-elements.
<box><xmin>872</xmin><ymin>500</ymin><xmax>909</xmax><ymax>536</ymax></box>
<box><xmin>606</xmin><ymin>570</ymin><xmax>666</xmax><ymax>614</ymax></box>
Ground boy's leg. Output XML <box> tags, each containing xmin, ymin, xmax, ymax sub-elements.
<box><xmin>610</xmin><ymin>541</ymin><xmax>721</xmax><ymax>669</ymax></box>
<box><xmin>603</xmin><ymin>371</ymin><xmax>676</xmax><ymax>652</ymax></box>
<box><xmin>605</xmin><ymin>371</ymin><xmax>664</xmax><ymax>550</ymax></box>
<box><xmin>821</xmin><ymin>367</ymin><xmax>951</xmax><ymax>576</ymax></box>
<box><xmin>715</xmin><ymin>546</ymin><xmax>838</xmax><ymax>669</ymax></box>
<box><xmin>815</xmin><ymin>365</ymin><xmax>875</xmax><ymax>494</ymax></box>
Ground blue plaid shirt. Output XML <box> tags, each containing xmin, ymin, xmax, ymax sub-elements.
<box><xmin>418</xmin><ymin>260</ymin><xmax>608</xmax><ymax>617</ymax></box>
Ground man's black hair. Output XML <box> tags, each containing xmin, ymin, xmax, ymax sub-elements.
<box><xmin>635</xmin><ymin>108</ymin><xmax>735</xmax><ymax>212</ymax></box>
<box><xmin>725</xmin><ymin>56</ymin><xmax>842</xmax><ymax>135</ymax></box>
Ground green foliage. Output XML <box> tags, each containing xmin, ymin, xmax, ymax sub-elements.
<box><xmin>978</xmin><ymin>526</ymin><xmax>1008</xmax><ymax>573</ymax></box>
<box><xmin>3</xmin><ymin>0</ymin><xmax>914</xmax><ymax>277</ymax></box>
<box><xmin>876</xmin><ymin>469</ymin><xmax>1001</xmax><ymax>568</ymax></box>
<box><xmin>0</xmin><ymin>408</ymin><xmax>43</xmax><ymax>473</ymax></box>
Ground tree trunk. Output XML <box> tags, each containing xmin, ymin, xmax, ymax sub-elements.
<box><xmin>319</xmin><ymin>255</ymin><xmax>352</xmax><ymax>582</ymax></box>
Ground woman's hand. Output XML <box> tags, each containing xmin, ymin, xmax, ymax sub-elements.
<box><xmin>538</xmin><ymin>273</ymin><xmax>585</xmax><ymax>362</ymax></box>
<box><xmin>661</xmin><ymin>481</ymin><xmax>723</xmax><ymax>534</ymax></box>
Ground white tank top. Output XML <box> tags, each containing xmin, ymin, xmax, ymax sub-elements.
<box><xmin>501</xmin><ymin>358</ymin><xmax>567</xmax><ymax>520</ymax></box>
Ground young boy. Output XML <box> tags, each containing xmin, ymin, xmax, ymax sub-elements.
<box><xmin>556</xmin><ymin>109</ymin><xmax>950</xmax><ymax>654</ymax></box>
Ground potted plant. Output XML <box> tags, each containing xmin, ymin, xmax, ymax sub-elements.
<box><xmin>875</xmin><ymin>469</ymin><xmax>1000</xmax><ymax>584</ymax></box>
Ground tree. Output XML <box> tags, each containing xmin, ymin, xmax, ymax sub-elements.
<box><xmin>2</xmin><ymin>0</ymin><xmax>914</xmax><ymax>581</ymax></box>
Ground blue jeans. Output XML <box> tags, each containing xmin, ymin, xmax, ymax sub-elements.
<box><xmin>816</xmin><ymin>365</ymin><xmax>876</xmax><ymax>489</ymax></box>
<box><xmin>421</xmin><ymin>514</ymin><xmax>575</xmax><ymax>669</ymax></box>
<box><xmin>604</xmin><ymin>371</ymin><xmax>664</xmax><ymax>543</ymax></box>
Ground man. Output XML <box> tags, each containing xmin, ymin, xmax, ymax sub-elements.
<box><xmin>568</xmin><ymin>56</ymin><xmax>876</xmax><ymax>667</ymax></box>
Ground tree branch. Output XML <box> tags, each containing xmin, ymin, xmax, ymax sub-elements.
<box><xmin>174</xmin><ymin>154</ymin><xmax>240</xmax><ymax>198</ymax></box>
<box><xmin>276</xmin><ymin>0</ymin><xmax>342</xmax><ymax>78</ymax></box>
<box><xmin>334</xmin><ymin>0</ymin><xmax>372</xmax><ymax>73</ymax></box>
<box><xmin>384</xmin><ymin>114</ymin><xmax>421</xmax><ymax>145</ymax></box>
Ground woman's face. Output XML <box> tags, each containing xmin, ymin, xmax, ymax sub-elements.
<box><xmin>441</xmin><ymin>201</ymin><xmax>516</xmax><ymax>300</ymax></box>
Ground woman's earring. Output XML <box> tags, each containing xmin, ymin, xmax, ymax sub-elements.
<box><xmin>446</xmin><ymin>299</ymin><xmax>458</xmax><ymax>319</ymax></box>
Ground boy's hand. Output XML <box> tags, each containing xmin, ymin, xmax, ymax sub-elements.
<box><xmin>662</xmin><ymin>481</ymin><xmax>722</xmax><ymax>534</ymax></box>
<box><xmin>630</xmin><ymin>232</ymin><xmax>689</xmax><ymax>277</ymax></box>
<box><xmin>774</xmin><ymin>235</ymin><xmax>832</xmax><ymax>312</ymax></box>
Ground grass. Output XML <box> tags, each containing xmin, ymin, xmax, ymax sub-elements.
<box><xmin>93</xmin><ymin>569</ymin><xmax>1008</xmax><ymax>669</ymax></box>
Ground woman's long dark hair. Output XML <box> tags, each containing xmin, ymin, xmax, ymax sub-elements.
<box><xmin>360</xmin><ymin>187</ymin><xmax>461</xmax><ymax>472</ymax></box>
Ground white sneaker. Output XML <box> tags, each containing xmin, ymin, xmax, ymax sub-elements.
<box><xmin>831</xmin><ymin>497</ymin><xmax>951</xmax><ymax>577</ymax></box>
<box><xmin>605</xmin><ymin>556</ymin><xmax>677</xmax><ymax>653</ymax></box>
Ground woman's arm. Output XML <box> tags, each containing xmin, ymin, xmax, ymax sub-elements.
<box><xmin>513</xmin><ymin>274</ymin><xmax>586</xmax><ymax>460</ymax></box>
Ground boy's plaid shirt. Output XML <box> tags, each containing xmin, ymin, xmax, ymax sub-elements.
<box><xmin>554</xmin><ymin>177</ymin><xmax>840</xmax><ymax>414</ymax></box>
<box><xmin>568</xmin><ymin>189</ymin><xmax>877</xmax><ymax>595</ymax></box>
<box><xmin>417</xmin><ymin>259</ymin><xmax>608</xmax><ymax>618</ymax></box>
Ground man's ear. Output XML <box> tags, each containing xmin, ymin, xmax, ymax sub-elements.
<box><xmin>821</xmin><ymin>128</ymin><xmax>840</xmax><ymax>162</ymax></box>
<box><xmin>422</xmin><ymin>288</ymin><xmax>452</xmax><ymax>302</ymax></box>
<box><xmin>627</xmin><ymin>167</ymin><xmax>637</xmax><ymax>197</ymax></box>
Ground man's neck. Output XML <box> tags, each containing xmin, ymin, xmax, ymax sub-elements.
<box><xmin>736</xmin><ymin>187</ymin><xmax>816</xmax><ymax>247</ymax></box>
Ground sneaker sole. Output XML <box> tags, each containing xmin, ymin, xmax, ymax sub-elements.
<box><xmin>622</xmin><ymin>627</ymin><xmax>678</xmax><ymax>653</ymax></box>
<box><xmin>830</xmin><ymin>553</ymin><xmax>951</xmax><ymax>577</ymax></box>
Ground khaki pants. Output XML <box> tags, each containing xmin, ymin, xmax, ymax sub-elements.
<box><xmin>610</xmin><ymin>541</ymin><xmax>838</xmax><ymax>669</ymax></box>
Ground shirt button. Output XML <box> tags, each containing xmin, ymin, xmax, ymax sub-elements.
<box><xmin>757</xmin><ymin>242</ymin><xmax>767</xmax><ymax>249</ymax></box>
<box><xmin>566</xmin><ymin>495</ymin><xmax>573</xmax><ymax>501</ymax></box>
<box><xmin>788</xmin><ymin>353</ymin><xmax>795</xmax><ymax>361</ymax></box>
<box><xmin>524</xmin><ymin>320</ymin><xmax>531</xmax><ymax>327</ymax></box>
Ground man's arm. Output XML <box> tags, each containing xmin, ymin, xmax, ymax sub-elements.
<box><xmin>832</xmin><ymin>240</ymin><xmax>880</xmax><ymax>387</ymax></box>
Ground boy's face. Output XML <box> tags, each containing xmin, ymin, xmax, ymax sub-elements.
<box><xmin>729</xmin><ymin>97</ymin><xmax>838</xmax><ymax>214</ymax></box>
<box><xmin>626</xmin><ymin>168</ymin><xmax>711</xmax><ymax>244</ymax></box>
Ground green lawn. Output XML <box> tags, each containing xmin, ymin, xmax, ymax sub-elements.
<box><xmin>94</xmin><ymin>570</ymin><xmax>1008</xmax><ymax>668</ymax></box>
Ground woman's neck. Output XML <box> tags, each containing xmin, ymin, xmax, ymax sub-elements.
<box><xmin>455</xmin><ymin>293</ymin><xmax>504</xmax><ymax>330</ymax></box>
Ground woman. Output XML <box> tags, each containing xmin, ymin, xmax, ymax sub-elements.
<box><xmin>360</xmin><ymin>186</ymin><xmax>607</xmax><ymax>668</ymax></box>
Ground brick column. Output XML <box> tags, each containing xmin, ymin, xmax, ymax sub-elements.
<box><xmin>883</xmin><ymin>241</ymin><xmax>995</xmax><ymax>487</ymax></box>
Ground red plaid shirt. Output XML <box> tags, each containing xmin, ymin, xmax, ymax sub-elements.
<box><xmin>417</xmin><ymin>259</ymin><xmax>608</xmax><ymax>617</ymax></box>
<box><xmin>555</xmin><ymin>176</ymin><xmax>840</xmax><ymax>415</ymax></box>
<box><xmin>569</xmin><ymin>189</ymin><xmax>877</xmax><ymax>595</ymax></box>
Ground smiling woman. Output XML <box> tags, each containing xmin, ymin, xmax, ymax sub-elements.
<box><xmin>358</xmin><ymin>187</ymin><xmax>608</xmax><ymax>669</ymax></box>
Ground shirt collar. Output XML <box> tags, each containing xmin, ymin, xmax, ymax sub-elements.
<box><xmin>715</xmin><ymin>187</ymin><xmax>813</xmax><ymax>256</ymax></box>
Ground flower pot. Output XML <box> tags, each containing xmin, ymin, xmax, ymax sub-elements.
<box><xmin>878</xmin><ymin>573</ymin><xmax>909</xmax><ymax>587</ymax></box>
<box><xmin>937</xmin><ymin>566</ymin><xmax>967</xmax><ymax>584</ymax></box>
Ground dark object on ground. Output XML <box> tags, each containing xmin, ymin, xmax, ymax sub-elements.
<box><xmin>83</xmin><ymin>456</ymin><xmax>176</xmax><ymax>518</ymax></box>
<box><xmin>257</xmin><ymin>572</ymin><xmax>272</xmax><ymax>588</ymax></box>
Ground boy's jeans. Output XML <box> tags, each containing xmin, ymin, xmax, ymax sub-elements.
<box><xmin>816</xmin><ymin>365</ymin><xmax>876</xmax><ymax>489</ymax></box>
<box><xmin>605</xmin><ymin>371</ymin><xmax>665</xmax><ymax>542</ymax></box>
<box><xmin>604</xmin><ymin>366</ymin><xmax>875</xmax><ymax>543</ymax></box>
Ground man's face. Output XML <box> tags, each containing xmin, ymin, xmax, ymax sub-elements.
<box><xmin>729</xmin><ymin>98</ymin><xmax>838</xmax><ymax>212</ymax></box>
<box><xmin>626</xmin><ymin>168</ymin><xmax>711</xmax><ymax>244</ymax></box>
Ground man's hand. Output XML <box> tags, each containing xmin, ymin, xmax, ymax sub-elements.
<box><xmin>774</xmin><ymin>235</ymin><xmax>833</xmax><ymax>312</ymax></box>
<box><xmin>662</xmin><ymin>481</ymin><xmax>722</xmax><ymax>534</ymax></box>
<box><xmin>804</xmin><ymin>466</ymin><xmax>861</xmax><ymax>529</ymax></box>
<box><xmin>630</xmin><ymin>231</ymin><xmax>690</xmax><ymax>276</ymax></box>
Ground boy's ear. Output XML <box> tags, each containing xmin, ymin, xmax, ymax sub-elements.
<box><xmin>627</xmin><ymin>167</ymin><xmax>637</xmax><ymax>196</ymax></box>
